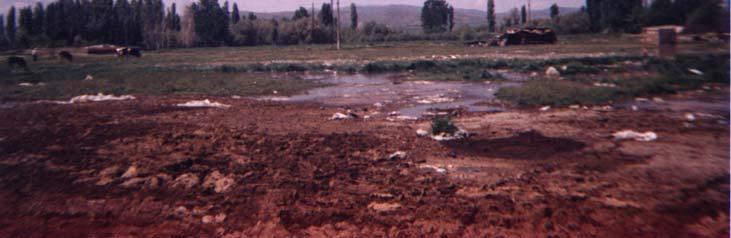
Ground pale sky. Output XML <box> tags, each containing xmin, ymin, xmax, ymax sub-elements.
<box><xmin>1</xmin><ymin>0</ymin><xmax>583</xmax><ymax>15</ymax></box>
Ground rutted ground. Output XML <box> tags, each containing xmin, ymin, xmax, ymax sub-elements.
<box><xmin>0</xmin><ymin>91</ymin><xmax>727</xmax><ymax>237</ymax></box>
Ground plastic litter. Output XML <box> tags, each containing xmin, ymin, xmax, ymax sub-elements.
<box><xmin>330</xmin><ymin>112</ymin><xmax>353</xmax><ymax>120</ymax></box>
<box><xmin>688</xmin><ymin>68</ymin><xmax>704</xmax><ymax>75</ymax></box>
<box><xmin>69</xmin><ymin>93</ymin><xmax>136</xmax><ymax>103</ymax></box>
<box><xmin>176</xmin><ymin>99</ymin><xmax>231</xmax><ymax>108</ymax></box>
<box><xmin>613</xmin><ymin>130</ymin><xmax>657</xmax><ymax>142</ymax></box>
<box><xmin>420</xmin><ymin>164</ymin><xmax>447</xmax><ymax>173</ymax></box>
<box><xmin>431</xmin><ymin>128</ymin><xmax>469</xmax><ymax>141</ymax></box>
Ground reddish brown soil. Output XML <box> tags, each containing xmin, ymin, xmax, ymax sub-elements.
<box><xmin>0</xmin><ymin>96</ymin><xmax>728</xmax><ymax>237</ymax></box>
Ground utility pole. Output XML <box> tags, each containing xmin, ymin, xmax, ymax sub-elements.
<box><xmin>336</xmin><ymin>0</ymin><xmax>341</xmax><ymax>50</ymax></box>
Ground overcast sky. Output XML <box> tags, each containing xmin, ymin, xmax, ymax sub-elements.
<box><xmin>1</xmin><ymin>0</ymin><xmax>584</xmax><ymax>15</ymax></box>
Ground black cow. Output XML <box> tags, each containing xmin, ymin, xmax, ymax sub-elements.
<box><xmin>59</xmin><ymin>51</ymin><xmax>73</xmax><ymax>62</ymax></box>
<box><xmin>7</xmin><ymin>56</ymin><xmax>28</xmax><ymax>70</ymax></box>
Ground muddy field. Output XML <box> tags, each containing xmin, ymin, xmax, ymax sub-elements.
<box><xmin>0</xmin><ymin>85</ymin><xmax>728</xmax><ymax>237</ymax></box>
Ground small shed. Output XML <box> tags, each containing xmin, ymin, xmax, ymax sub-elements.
<box><xmin>642</xmin><ymin>25</ymin><xmax>684</xmax><ymax>45</ymax></box>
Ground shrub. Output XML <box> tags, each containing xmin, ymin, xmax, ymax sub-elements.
<box><xmin>432</xmin><ymin>116</ymin><xmax>457</xmax><ymax>135</ymax></box>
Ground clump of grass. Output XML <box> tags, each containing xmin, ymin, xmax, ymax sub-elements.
<box><xmin>496</xmin><ymin>80</ymin><xmax>618</xmax><ymax>106</ymax></box>
<box><xmin>432</xmin><ymin>116</ymin><xmax>457</xmax><ymax>135</ymax></box>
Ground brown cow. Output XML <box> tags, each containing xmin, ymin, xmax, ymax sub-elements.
<box><xmin>59</xmin><ymin>51</ymin><xmax>73</xmax><ymax>62</ymax></box>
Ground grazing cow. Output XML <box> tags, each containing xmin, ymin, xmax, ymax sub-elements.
<box><xmin>59</xmin><ymin>51</ymin><xmax>73</xmax><ymax>62</ymax></box>
<box><xmin>7</xmin><ymin>56</ymin><xmax>28</xmax><ymax>70</ymax></box>
<box><xmin>116</xmin><ymin>47</ymin><xmax>142</xmax><ymax>58</ymax></box>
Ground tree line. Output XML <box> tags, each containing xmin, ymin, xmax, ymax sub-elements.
<box><xmin>1</xmin><ymin>0</ymin><xmax>728</xmax><ymax>49</ymax></box>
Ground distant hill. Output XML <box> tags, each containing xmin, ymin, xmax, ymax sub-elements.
<box><xmin>248</xmin><ymin>4</ymin><xmax>580</xmax><ymax>32</ymax></box>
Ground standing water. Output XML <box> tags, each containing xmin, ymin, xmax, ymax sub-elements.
<box><xmin>259</xmin><ymin>73</ymin><xmax>520</xmax><ymax>118</ymax></box>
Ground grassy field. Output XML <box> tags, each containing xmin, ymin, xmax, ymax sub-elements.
<box><xmin>1</xmin><ymin>34</ymin><xmax>728</xmax><ymax>102</ymax></box>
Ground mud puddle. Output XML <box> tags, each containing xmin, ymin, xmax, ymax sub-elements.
<box><xmin>259</xmin><ymin>73</ymin><xmax>520</xmax><ymax>118</ymax></box>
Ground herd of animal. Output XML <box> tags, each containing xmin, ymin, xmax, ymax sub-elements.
<box><xmin>6</xmin><ymin>47</ymin><xmax>142</xmax><ymax>71</ymax></box>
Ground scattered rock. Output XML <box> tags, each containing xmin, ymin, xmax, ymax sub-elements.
<box><xmin>416</xmin><ymin>129</ymin><xmax>429</xmax><ymax>137</ymax></box>
<box><xmin>539</xmin><ymin>106</ymin><xmax>551</xmax><ymax>111</ymax></box>
<box><xmin>685</xmin><ymin>113</ymin><xmax>696</xmax><ymax>122</ymax></box>
<box><xmin>171</xmin><ymin>173</ymin><xmax>200</xmax><ymax>190</ymax></box>
<box><xmin>121</xmin><ymin>166</ymin><xmax>138</xmax><ymax>179</ymax></box>
<box><xmin>368</xmin><ymin>202</ymin><xmax>402</xmax><ymax>213</ymax></box>
<box><xmin>84</xmin><ymin>75</ymin><xmax>94</xmax><ymax>81</ymax></box>
<box><xmin>120</xmin><ymin>177</ymin><xmax>147</xmax><ymax>188</ymax></box>
<box><xmin>202</xmin><ymin>213</ymin><xmax>227</xmax><ymax>224</ymax></box>
<box><xmin>545</xmin><ymin>67</ymin><xmax>560</xmax><ymax>77</ymax></box>
<box><xmin>612</xmin><ymin>130</ymin><xmax>657</xmax><ymax>142</ymax></box>
<box><xmin>419</xmin><ymin>164</ymin><xmax>447</xmax><ymax>174</ymax></box>
<box><xmin>388</xmin><ymin>151</ymin><xmax>407</xmax><ymax>160</ymax></box>
<box><xmin>568</xmin><ymin>105</ymin><xmax>581</xmax><ymax>109</ymax></box>
<box><xmin>595</xmin><ymin>197</ymin><xmax>641</xmax><ymax>209</ymax></box>
<box><xmin>173</xmin><ymin>206</ymin><xmax>189</xmax><ymax>218</ymax></box>
<box><xmin>202</xmin><ymin>171</ymin><xmax>236</xmax><ymax>193</ymax></box>
<box><xmin>371</xmin><ymin>192</ymin><xmax>395</xmax><ymax>199</ymax></box>
<box><xmin>652</xmin><ymin>97</ymin><xmax>665</xmax><ymax>103</ymax></box>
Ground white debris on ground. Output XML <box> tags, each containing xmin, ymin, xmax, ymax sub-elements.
<box><xmin>388</xmin><ymin>151</ymin><xmax>407</xmax><ymax>160</ymax></box>
<box><xmin>373</xmin><ymin>102</ymin><xmax>384</xmax><ymax>108</ymax></box>
<box><xmin>416</xmin><ymin>129</ymin><xmax>429</xmax><ymax>137</ymax></box>
<box><xmin>69</xmin><ymin>93</ymin><xmax>136</xmax><ymax>103</ymax></box>
<box><xmin>540</xmin><ymin>106</ymin><xmax>551</xmax><ymax>111</ymax></box>
<box><xmin>635</xmin><ymin>97</ymin><xmax>649</xmax><ymax>102</ymax></box>
<box><xmin>176</xmin><ymin>99</ymin><xmax>231</xmax><ymax>109</ymax></box>
<box><xmin>569</xmin><ymin>105</ymin><xmax>581</xmax><ymax>109</ymax></box>
<box><xmin>684</xmin><ymin>113</ymin><xmax>696</xmax><ymax>122</ymax></box>
<box><xmin>593</xmin><ymin>82</ymin><xmax>617</xmax><ymax>88</ymax></box>
<box><xmin>18</xmin><ymin>82</ymin><xmax>46</xmax><ymax>87</ymax></box>
<box><xmin>419</xmin><ymin>164</ymin><xmax>447</xmax><ymax>173</ymax></box>
<box><xmin>231</xmin><ymin>95</ymin><xmax>242</xmax><ymax>99</ymax></box>
<box><xmin>613</xmin><ymin>130</ymin><xmax>658</xmax><ymax>142</ymax></box>
<box><xmin>84</xmin><ymin>75</ymin><xmax>94</xmax><ymax>81</ymax></box>
<box><xmin>330</xmin><ymin>112</ymin><xmax>353</xmax><ymax>120</ymax></box>
<box><xmin>652</xmin><ymin>97</ymin><xmax>665</xmax><ymax>103</ymax></box>
<box><xmin>631</xmin><ymin>105</ymin><xmax>639</xmax><ymax>111</ymax></box>
<box><xmin>431</xmin><ymin>128</ymin><xmax>469</xmax><ymax>141</ymax></box>
<box><xmin>416</xmin><ymin>94</ymin><xmax>455</xmax><ymax>104</ymax></box>
<box><xmin>593</xmin><ymin>105</ymin><xmax>614</xmax><ymax>111</ymax></box>
<box><xmin>545</xmin><ymin>66</ymin><xmax>560</xmax><ymax>77</ymax></box>
<box><xmin>688</xmin><ymin>68</ymin><xmax>704</xmax><ymax>75</ymax></box>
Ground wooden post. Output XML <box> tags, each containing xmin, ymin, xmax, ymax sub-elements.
<box><xmin>336</xmin><ymin>0</ymin><xmax>341</xmax><ymax>50</ymax></box>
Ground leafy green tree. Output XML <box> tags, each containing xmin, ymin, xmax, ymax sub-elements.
<box><xmin>293</xmin><ymin>7</ymin><xmax>309</xmax><ymax>20</ymax></box>
<box><xmin>32</xmin><ymin>3</ymin><xmax>45</xmax><ymax>36</ymax></box>
<box><xmin>646</xmin><ymin>0</ymin><xmax>677</xmax><ymax>26</ymax></box>
<box><xmin>18</xmin><ymin>7</ymin><xmax>33</xmax><ymax>38</ymax></box>
<box><xmin>6</xmin><ymin>7</ymin><xmax>16</xmax><ymax>45</ymax></box>
<box><xmin>586</xmin><ymin>0</ymin><xmax>602</xmax><ymax>32</ymax></box>
<box><xmin>0</xmin><ymin>15</ymin><xmax>5</xmax><ymax>46</ymax></box>
<box><xmin>686</xmin><ymin>0</ymin><xmax>724</xmax><ymax>32</ymax></box>
<box><xmin>350</xmin><ymin>3</ymin><xmax>358</xmax><ymax>30</ymax></box>
<box><xmin>421</xmin><ymin>0</ymin><xmax>451</xmax><ymax>33</ymax></box>
<box><xmin>550</xmin><ymin>4</ymin><xmax>559</xmax><ymax>19</ymax></box>
<box><xmin>521</xmin><ymin>5</ymin><xmax>527</xmax><ymax>24</ymax></box>
<box><xmin>319</xmin><ymin>3</ymin><xmax>334</xmax><ymax>26</ymax></box>
<box><xmin>447</xmin><ymin>6</ymin><xmax>454</xmax><ymax>32</ymax></box>
<box><xmin>599</xmin><ymin>0</ymin><xmax>642</xmax><ymax>32</ymax></box>
<box><xmin>248</xmin><ymin>12</ymin><xmax>257</xmax><ymax>20</ymax></box>
<box><xmin>231</xmin><ymin>3</ymin><xmax>240</xmax><ymax>24</ymax></box>
<box><xmin>487</xmin><ymin>0</ymin><xmax>495</xmax><ymax>32</ymax></box>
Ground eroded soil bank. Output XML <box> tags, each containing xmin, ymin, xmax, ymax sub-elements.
<box><xmin>0</xmin><ymin>89</ymin><xmax>728</xmax><ymax>237</ymax></box>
